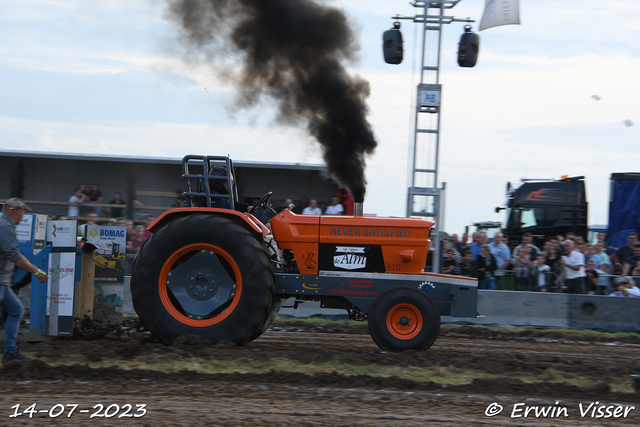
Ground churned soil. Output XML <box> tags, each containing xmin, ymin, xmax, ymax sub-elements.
<box><xmin>1</xmin><ymin>321</ymin><xmax>639</xmax><ymax>426</ymax></box>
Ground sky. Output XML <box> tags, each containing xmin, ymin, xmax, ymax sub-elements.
<box><xmin>1</xmin><ymin>0</ymin><xmax>638</xmax><ymax>235</ymax></box>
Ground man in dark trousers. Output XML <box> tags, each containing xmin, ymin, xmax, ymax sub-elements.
<box><xmin>0</xmin><ymin>198</ymin><xmax>48</xmax><ymax>364</ymax></box>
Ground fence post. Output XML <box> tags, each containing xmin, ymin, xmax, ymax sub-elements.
<box><xmin>77</xmin><ymin>243</ymin><xmax>97</xmax><ymax>320</ymax></box>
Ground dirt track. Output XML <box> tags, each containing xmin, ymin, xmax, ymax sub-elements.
<box><xmin>2</xmin><ymin>321</ymin><xmax>639</xmax><ymax>426</ymax></box>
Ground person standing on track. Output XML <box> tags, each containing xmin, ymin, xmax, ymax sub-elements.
<box><xmin>0</xmin><ymin>198</ymin><xmax>48</xmax><ymax>364</ymax></box>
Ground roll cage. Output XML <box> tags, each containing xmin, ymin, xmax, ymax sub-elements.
<box><xmin>182</xmin><ymin>155</ymin><xmax>238</xmax><ymax>209</ymax></box>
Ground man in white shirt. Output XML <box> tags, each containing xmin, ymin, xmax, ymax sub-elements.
<box><xmin>560</xmin><ymin>239</ymin><xmax>586</xmax><ymax>294</ymax></box>
<box><xmin>302</xmin><ymin>199</ymin><xmax>322</xmax><ymax>215</ymax></box>
<box><xmin>67</xmin><ymin>187</ymin><xmax>86</xmax><ymax>217</ymax></box>
<box><xmin>324</xmin><ymin>197</ymin><xmax>344</xmax><ymax>215</ymax></box>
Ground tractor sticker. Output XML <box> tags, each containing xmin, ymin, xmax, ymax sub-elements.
<box><xmin>420</xmin><ymin>282</ymin><xmax>447</xmax><ymax>295</ymax></box>
<box><xmin>419</xmin><ymin>281</ymin><xmax>435</xmax><ymax>290</ymax></box>
<box><xmin>329</xmin><ymin>227</ymin><xmax>411</xmax><ymax>237</ymax></box>
<box><xmin>349</xmin><ymin>279</ymin><xmax>373</xmax><ymax>289</ymax></box>
<box><xmin>333</xmin><ymin>247</ymin><xmax>366</xmax><ymax>270</ymax></box>
<box><xmin>329</xmin><ymin>288</ymin><xmax>376</xmax><ymax>296</ymax></box>
<box><xmin>302</xmin><ymin>252</ymin><xmax>317</xmax><ymax>270</ymax></box>
<box><xmin>302</xmin><ymin>283</ymin><xmax>322</xmax><ymax>290</ymax></box>
<box><xmin>319</xmin><ymin>271</ymin><xmax>341</xmax><ymax>276</ymax></box>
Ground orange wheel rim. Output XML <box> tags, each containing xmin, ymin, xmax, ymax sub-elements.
<box><xmin>386</xmin><ymin>303</ymin><xmax>423</xmax><ymax>340</ymax></box>
<box><xmin>158</xmin><ymin>243</ymin><xmax>242</xmax><ymax>327</ymax></box>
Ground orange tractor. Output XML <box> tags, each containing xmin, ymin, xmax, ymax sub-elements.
<box><xmin>131</xmin><ymin>155</ymin><xmax>477</xmax><ymax>352</ymax></box>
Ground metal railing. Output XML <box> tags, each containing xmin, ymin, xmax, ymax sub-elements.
<box><xmin>492</xmin><ymin>270</ymin><xmax>628</xmax><ymax>295</ymax></box>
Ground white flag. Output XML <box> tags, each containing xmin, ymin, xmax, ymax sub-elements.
<box><xmin>479</xmin><ymin>0</ymin><xmax>521</xmax><ymax>31</ymax></box>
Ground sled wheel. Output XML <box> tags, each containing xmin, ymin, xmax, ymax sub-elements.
<box><xmin>131</xmin><ymin>214</ymin><xmax>274</xmax><ymax>345</ymax></box>
<box><xmin>368</xmin><ymin>286</ymin><xmax>440</xmax><ymax>352</ymax></box>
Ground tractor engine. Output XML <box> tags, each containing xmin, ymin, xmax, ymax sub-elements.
<box><xmin>270</xmin><ymin>208</ymin><xmax>434</xmax><ymax>275</ymax></box>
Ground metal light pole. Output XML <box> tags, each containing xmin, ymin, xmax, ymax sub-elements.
<box><xmin>392</xmin><ymin>0</ymin><xmax>473</xmax><ymax>272</ymax></box>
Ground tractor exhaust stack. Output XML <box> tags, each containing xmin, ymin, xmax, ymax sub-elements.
<box><xmin>354</xmin><ymin>202</ymin><xmax>363</xmax><ymax>217</ymax></box>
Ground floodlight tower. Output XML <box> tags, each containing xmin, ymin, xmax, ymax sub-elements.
<box><xmin>390</xmin><ymin>1</ymin><xmax>473</xmax><ymax>272</ymax></box>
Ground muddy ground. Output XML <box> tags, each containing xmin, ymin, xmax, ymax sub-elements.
<box><xmin>1</xmin><ymin>321</ymin><xmax>639</xmax><ymax>426</ymax></box>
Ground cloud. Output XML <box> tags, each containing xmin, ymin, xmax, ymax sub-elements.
<box><xmin>1</xmin><ymin>0</ymin><xmax>638</xmax><ymax>234</ymax></box>
<box><xmin>441</xmin><ymin>53</ymin><xmax>640</xmax><ymax>131</ymax></box>
<box><xmin>0</xmin><ymin>116</ymin><xmax>322</xmax><ymax>163</ymax></box>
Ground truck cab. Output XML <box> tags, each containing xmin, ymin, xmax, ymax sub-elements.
<box><xmin>497</xmin><ymin>176</ymin><xmax>588</xmax><ymax>247</ymax></box>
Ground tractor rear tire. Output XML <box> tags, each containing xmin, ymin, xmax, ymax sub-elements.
<box><xmin>131</xmin><ymin>214</ymin><xmax>274</xmax><ymax>345</ymax></box>
<box><xmin>257</xmin><ymin>297</ymin><xmax>282</xmax><ymax>337</ymax></box>
<box><xmin>368</xmin><ymin>286</ymin><xmax>440</xmax><ymax>352</ymax></box>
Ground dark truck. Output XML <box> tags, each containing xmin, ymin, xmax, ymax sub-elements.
<box><xmin>607</xmin><ymin>173</ymin><xmax>640</xmax><ymax>249</ymax></box>
<box><xmin>496</xmin><ymin>176</ymin><xmax>587</xmax><ymax>248</ymax></box>
<box><xmin>490</xmin><ymin>173</ymin><xmax>640</xmax><ymax>250</ymax></box>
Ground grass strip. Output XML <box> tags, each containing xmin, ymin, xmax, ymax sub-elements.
<box><xmin>43</xmin><ymin>357</ymin><xmax>636</xmax><ymax>393</ymax></box>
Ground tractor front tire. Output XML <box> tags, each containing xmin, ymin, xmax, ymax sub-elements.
<box><xmin>131</xmin><ymin>214</ymin><xmax>274</xmax><ymax>345</ymax></box>
<box><xmin>368</xmin><ymin>286</ymin><xmax>440</xmax><ymax>352</ymax></box>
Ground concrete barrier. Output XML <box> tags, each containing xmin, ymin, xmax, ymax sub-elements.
<box><xmin>122</xmin><ymin>280</ymin><xmax>640</xmax><ymax>333</ymax></box>
<box><xmin>568</xmin><ymin>295</ymin><xmax>640</xmax><ymax>332</ymax></box>
<box><xmin>441</xmin><ymin>290</ymin><xmax>640</xmax><ymax>332</ymax></box>
<box><xmin>443</xmin><ymin>290</ymin><xmax>571</xmax><ymax>328</ymax></box>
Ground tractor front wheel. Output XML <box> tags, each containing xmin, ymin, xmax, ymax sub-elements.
<box><xmin>368</xmin><ymin>286</ymin><xmax>440</xmax><ymax>352</ymax></box>
<box><xmin>131</xmin><ymin>214</ymin><xmax>274</xmax><ymax>345</ymax></box>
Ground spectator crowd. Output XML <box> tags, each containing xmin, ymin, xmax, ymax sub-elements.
<box><xmin>440</xmin><ymin>230</ymin><xmax>640</xmax><ymax>297</ymax></box>
<box><xmin>54</xmin><ymin>183</ymin><xmax>349</xmax><ymax>256</ymax></box>
<box><xmin>43</xmin><ymin>184</ymin><xmax>640</xmax><ymax>298</ymax></box>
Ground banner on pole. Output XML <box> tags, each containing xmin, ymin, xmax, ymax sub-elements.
<box><xmin>47</xmin><ymin>220</ymin><xmax>77</xmax><ymax>249</ymax></box>
<box><xmin>44</xmin><ymin>220</ymin><xmax>77</xmax><ymax>336</ymax></box>
<box><xmin>46</xmin><ymin>252</ymin><xmax>75</xmax><ymax>336</ymax></box>
<box><xmin>479</xmin><ymin>0</ymin><xmax>520</xmax><ymax>31</ymax></box>
<box><xmin>83</xmin><ymin>225</ymin><xmax>126</xmax><ymax>323</ymax></box>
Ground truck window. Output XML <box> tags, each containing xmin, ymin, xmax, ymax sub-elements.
<box><xmin>520</xmin><ymin>208</ymin><xmax>537</xmax><ymax>228</ymax></box>
<box><xmin>509</xmin><ymin>207</ymin><xmax>538</xmax><ymax>229</ymax></box>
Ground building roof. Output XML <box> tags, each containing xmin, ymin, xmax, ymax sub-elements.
<box><xmin>0</xmin><ymin>149</ymin><xmax>326</xmax><ymax>171</ymax></box>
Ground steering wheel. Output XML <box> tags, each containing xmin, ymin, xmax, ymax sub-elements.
<box><xmin>250</xmin><ymin>191</ymin><xmax>273</xmax><ymax>214</ymax></box>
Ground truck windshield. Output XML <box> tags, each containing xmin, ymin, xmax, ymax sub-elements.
<box><xmin>508</xmin><ymin>206</ymin><xmax>571</xmax><ymax>230</ymax></box>
<box><xmin>508</xmin><ymin>207</ymin><xmax>561</xmax><ymax>230</ymax></box>
<box><xmin>508</xmin><ymin>207</ymin><xmax>535</xmax><ymax>230</ymax></box>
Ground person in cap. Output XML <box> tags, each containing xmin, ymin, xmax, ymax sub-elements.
<box><xmin>0</xmin><ymin>198</ymin><xmax>48</xmax><ymax>364</ymax></box>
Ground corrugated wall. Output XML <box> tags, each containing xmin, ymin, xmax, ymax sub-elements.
<box><xmin>0</xmin><ymin>154</ymin><xmax>340</xmax><ymax>218</ymax></box>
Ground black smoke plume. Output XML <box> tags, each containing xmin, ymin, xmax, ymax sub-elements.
<box><xmin>166</xmin><ymin>0</ymin><xmax>377</xmax><ymax>202</ymax></box>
